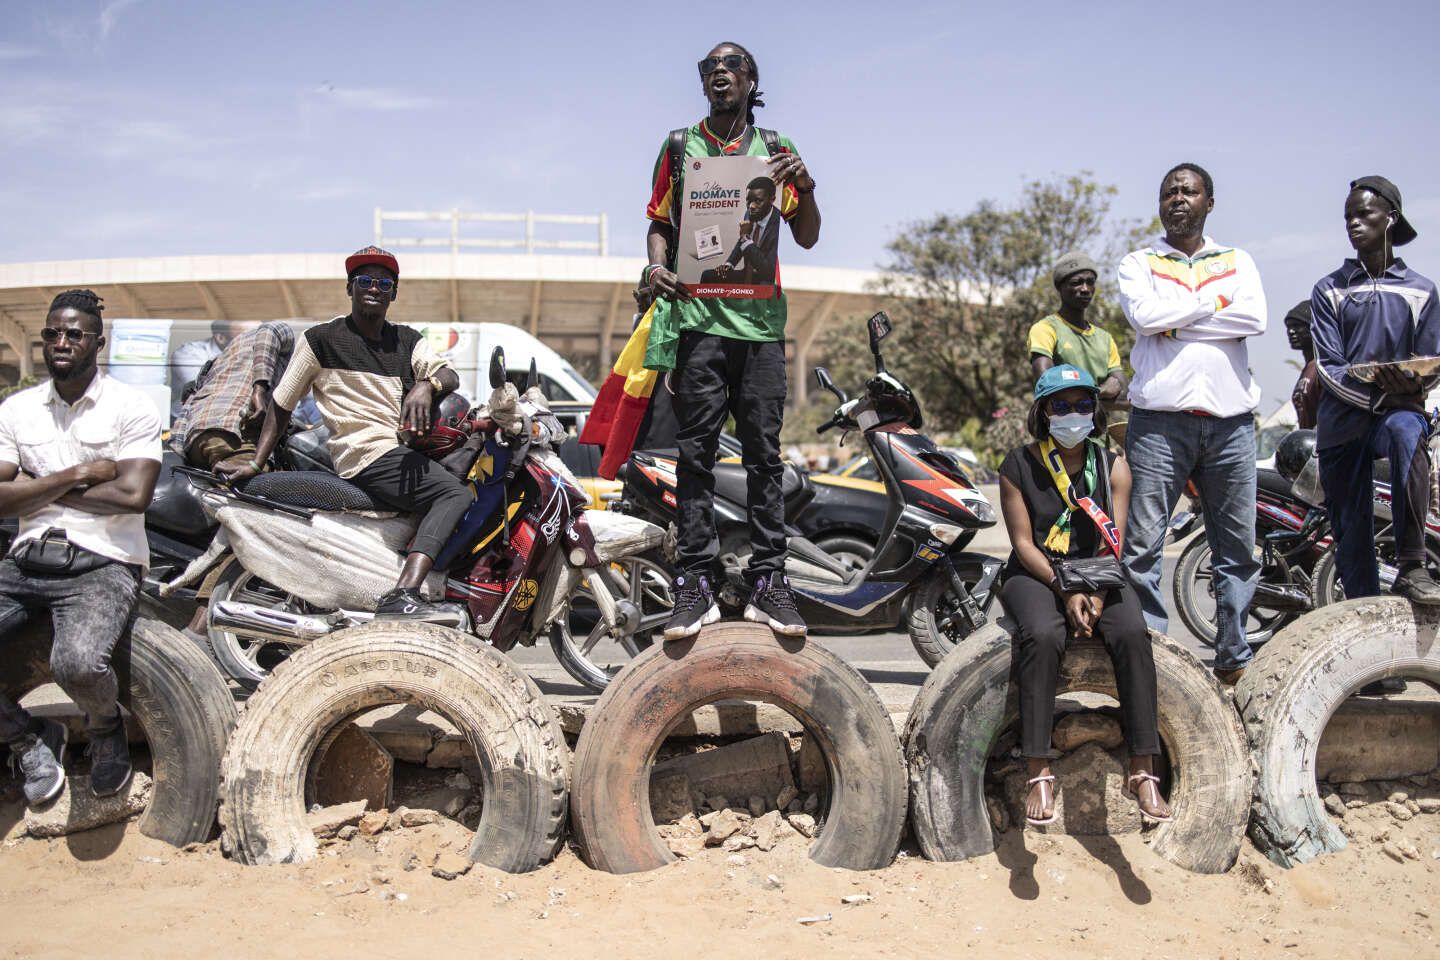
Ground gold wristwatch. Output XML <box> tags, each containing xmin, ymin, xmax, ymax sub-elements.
<box><xmin>427</xmin><ymin>374</ymin><xmax>444</xmax><ymax>392</ymax></box>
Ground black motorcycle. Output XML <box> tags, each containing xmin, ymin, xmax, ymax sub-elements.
<box><xmin>618</xmin><ymin>311</ymin><xmax>1002</xmax><ymax>667</ymax></box>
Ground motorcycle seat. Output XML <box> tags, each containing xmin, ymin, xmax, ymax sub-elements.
<box><xmin>711</xmin><ymin>461</ymin><xmax>809</xmax><ymax>507</ymax></box>
<box><xmin>1256</xmin><ymin>468</ymin><xmax>1294</xmax><ymax>499</ymax></box>
<box><xmin>244</xmin><ymin>471</ymin><xmax>392</xmax><ymax>513</ymax></box>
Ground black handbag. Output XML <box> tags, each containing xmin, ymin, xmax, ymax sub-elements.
<box><xmin>1051</xmin><ymin>554</ymin><xmax>1126</xmax><ymax>593</ymax></box>
<box><xmin>1049</xmin><ymin>448</ymin><xmax>1126</xmax><ymax>593</ymax></box>
<box><xmin>11</xmin><ymin>528</ymin><xmax>112</xmax><ymax>575</ymax></box>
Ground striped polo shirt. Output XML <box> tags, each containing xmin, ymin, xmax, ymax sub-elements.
<box><xmin>272</xmin><ymin>315</ymin><xmax>451</xmax><ymax>478</ymax></box>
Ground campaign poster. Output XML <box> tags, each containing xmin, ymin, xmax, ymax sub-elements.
<box><xmin>675</xmin><ymin>154</ymin><xmax>781</xmax><ymax>299</ymax></box>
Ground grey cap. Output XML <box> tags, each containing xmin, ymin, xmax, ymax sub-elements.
<box><xmin>1053</xmin><ymin>251</ymin><xmax>1099</xmax><ymax>286</ymax></box>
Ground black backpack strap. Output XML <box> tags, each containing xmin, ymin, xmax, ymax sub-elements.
<box><xmin>757</xmin><ymin>127</ymin><xmax>781</xmax><ymax>156</ymax></box>
<box><xmin>665</xmin><ymin>128</ymin><xmax>687</xmax><ymax>228</ymax></box>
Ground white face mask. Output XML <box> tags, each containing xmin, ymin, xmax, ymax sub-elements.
<box><xmin>1049</xmin><ymin>412</ymin><xmax>1093</xmax><ymax>449</ymax></box>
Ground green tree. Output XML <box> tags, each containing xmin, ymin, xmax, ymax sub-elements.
<box><xmin>816</xmin><ymin>173</ymin><xmax>1154</xmax><ymax>464</ymax></box>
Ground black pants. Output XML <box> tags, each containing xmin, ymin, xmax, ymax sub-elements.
<box><xmin>673</xmin><ymin>332</ymin><xmax>787</xmax><ymax>577</ymax></box>
<box><xmin>1000</xmin><ymin>573</ymin><xmax>1160</xmax><ymax>759</ymax></box>
<box><xmin>0</xmin><ymin>558</ymin><xmax>139</xmax><ymax>744</ymax></box>
<box><xmin>352</xmin><ymin>446</ymin><xmax>474</xmax><ymax>560</ymax></box>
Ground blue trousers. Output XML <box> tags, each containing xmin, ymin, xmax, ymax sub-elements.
<box><xmin>1317</xmin><ymin>410</ymin><xmax>1430</xmax><ymax>599</ymax></box>
<box><xmin>1123</xmin><ymin>408</ymin><xmax>1259</xmax><ymax>671</ymax></box>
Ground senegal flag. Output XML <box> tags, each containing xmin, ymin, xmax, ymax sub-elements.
<box><xmin>579</xmin><ymin>301</ymin><xmax>661</xmax><ymax>479</ymax></box>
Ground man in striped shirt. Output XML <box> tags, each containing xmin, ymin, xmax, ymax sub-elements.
<box><xmin>1312</xmin><ymin>176</ymin><xmax>1440</xmax><ymax>606</ymax></box>
<box><xmin>1117</xmin><ymin>163</ymin><xmax>1266</xmax><ymax>685</ymax></box>
<box><xmin>219</xmin><ymin>247</ymin><xmax>471</xmax><ymax>620</ymax></box>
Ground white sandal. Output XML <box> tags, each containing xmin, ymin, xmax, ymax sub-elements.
<box><xmin>1024</xmin><ymin>774</ymin><xmax>1058</xmax><ymax>826</ymax></box>
<box><xmin>1125</xmin><ymin>771</ymin><xmax>1174</xmax><ymax>823</ymax></box>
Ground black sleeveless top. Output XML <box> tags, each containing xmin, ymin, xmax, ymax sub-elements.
<box><xmin>998</xmin><ymin>442</ymin><xmax>1116</xmax><ymax>578</ymax></box>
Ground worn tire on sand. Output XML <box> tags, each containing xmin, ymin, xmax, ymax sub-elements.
<box><xmin>0</xmin><ymin>616</ymin><xmax>236</xmax><ymax>846</ymax></box>
<box><xmin>570</xmin><ymin>621</ymin><xmax>906</xmax><ymax>873</ymax></box>
<box><xmin>219</xmin><ymin>622</ymin><xmax>568</xmax><ymax>870</ymax></box>
<box><xmin>905</xmin><ymin>621</ymin><xmax>1251</xmax><ymax>874</ymax></box>
<box><xmin>1235</xmin><ymin>597</ymin><xmax>1440</xmax><ymax>867</ymax></box>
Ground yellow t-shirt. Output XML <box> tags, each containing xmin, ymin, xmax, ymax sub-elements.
<box><xmin>1027</xmin><ymin>314</ymin><xmax>1122</xmax><ymax>383</ymax></box>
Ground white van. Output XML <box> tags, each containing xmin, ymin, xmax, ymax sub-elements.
<box><xmin>102</xmin><ymin>318</ymin><xmax>597</xmax><ymax>426</ymax></box>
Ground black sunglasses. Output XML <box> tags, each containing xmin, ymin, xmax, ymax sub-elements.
<box><xmin>40</xmin><ymin>327</ymin><xmax>97</xmax><ymax>344</ymax></box>
<box><xmin>352</xmin><ymin>275</ymin><xmax>396</xmax><ymax>293</ymax></box>
<box><xmin>1048</xmin><ymin>397</ymin><xmax>1097</xmax><ymax>415</ymax></box>
<box><xmin>698</xmin><ymin>54</ymin><xmax>748</xmax><ymax>77</ymax></box>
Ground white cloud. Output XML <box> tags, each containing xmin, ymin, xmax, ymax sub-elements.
<box><xmin>309</xmin><ymin>84</ymin><xmax>440</xmax><ymax>112</ymax></box>
<box><xmin>98</xmin><ymin>0</ymin><xmax>142</xmax><ymax>40</ymax></box>
<box><xmin>0</xmin><ymin>42</ymin><xmax>39</xmax><ymax>61</ymax></box>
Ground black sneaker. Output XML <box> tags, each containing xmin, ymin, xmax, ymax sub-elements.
<box><xmin>744</xmin><ymin>573</ymin><xmax>807</xmax><ymax>637</ymax></box>
<box><xmin>373</xmin><ymin>587</ymin><xmax>461</xmax><ymax>624</ymax></box>
<box><xmin>87</xmin><ymin>721</ymin><xmax>132</xmax><ymax>798</ymax></box>
<box><xmin>1392</xmin><ymin>565</ymin><xmax>1440</xmax><ymax>606</ymax></box>
<box><xmin>9</xmin><ymin>718</ymin><xmax>67</xmax><ymax>807</ymax></box>
<box><xmin>663</xmin><ymin>573</ymin><xmax>720</xmax><ymax>641</ymax></box>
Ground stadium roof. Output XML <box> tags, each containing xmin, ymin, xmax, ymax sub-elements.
<box><xmin>0</xmin><ymin>252</ymin><xmax>886</xmax><ymax>401</ymax></box>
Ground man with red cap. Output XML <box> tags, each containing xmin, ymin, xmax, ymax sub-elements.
<box><xmin>219</xmin><ymin>246</ymin><xmax>471</xmax><ymax>619</ymax></box>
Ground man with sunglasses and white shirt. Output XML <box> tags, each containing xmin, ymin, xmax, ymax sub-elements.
<box><xmin>1311</xmin><ymin>176</ymin><xmax>1440</xmax><ymax>607</ymax></box>
<box><xmin>643</xmin><ymin>41</ymin><xmax>821</xmax><ymax>641</ymax></box>
<box><xmin>0</xmin><ymin>290</ymin><xmax>162</xmax><ymax>807</ymax></box>
<box><xmin>219</xmin><ymin>246</ymin><xmax>468</xmax><ymax>621</ymax></box>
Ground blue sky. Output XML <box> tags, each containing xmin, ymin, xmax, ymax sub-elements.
<box><xmin>3</xmin><ymin>0</ymin><xmax>1438</xmax><ymax>412</ymax></box>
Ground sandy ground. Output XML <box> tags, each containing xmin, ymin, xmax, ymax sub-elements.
<box><xmin>1</xmin><ymin>799</ymin><xmax>1437</xmax><ymax>960</ymax></box>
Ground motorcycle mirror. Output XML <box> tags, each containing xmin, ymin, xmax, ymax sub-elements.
<box><xmin>525</xmin><ymin>357</ymin><xmax>539</xmax><ymax>392</ymax></box>
<box><xmin>814</xmin><ymin>366</ymin><xmax>847</xmax><ymax>403</ymax></box>
<box><xmin>867</xmin><ymin>311</ymin><xmax>892</xmax><ymax>372</ymax></box>
<box><xmin>488</xmin><ymin>346</ymin><xmax>507</xmax><ymax>389</ymax></box>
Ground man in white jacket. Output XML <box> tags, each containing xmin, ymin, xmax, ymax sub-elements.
<box><xmin>1117</xmin><ymin>162</ymin><xmax>1266</xmax><ymax>685</ymax></box>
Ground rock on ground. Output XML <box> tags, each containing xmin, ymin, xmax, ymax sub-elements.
<box><xmin>704</xmin><ymin>809</ymin><xmax>743</xmax><ymax>845</ymax></box>
<box><xmin>651</xmin><ymin>733</ymin><xmax>795</xmax><ymax>818</ymax></box>
<box><xmin>25</xmin><ymin>772</ymin><xmax>153</xmax><ymax>839</ymax></box>
<box><xmin>1051</xmin><ymin>712</ymin><xmax>1124</xmax><ymax>752</ymax></box>
<box><xmin>305</xmin><ymin>799</ymin><xmax>367</xmax><ymax>839</ymax></box>
<box><xmin>431</xmin><ymin>852</ymin><xmax>473</xmax><ymax>880</ymax></box>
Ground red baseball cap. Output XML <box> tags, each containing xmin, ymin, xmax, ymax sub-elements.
<box><xmin>345</xmin><ymin>245</ymin><xmax>400</xmax><ymax>278</ymax></box>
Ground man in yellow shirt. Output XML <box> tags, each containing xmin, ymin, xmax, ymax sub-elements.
<box><xmin>1028</xmin><ymin>252</ymin><xmax>1126</xmax><ymax>403</ymax></box>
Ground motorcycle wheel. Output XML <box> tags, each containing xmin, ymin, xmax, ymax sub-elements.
<box><xmin>1309</xmin><ymin>534</ymin><xmax>1440</xmax><ymax>607</ymax></box>
<box><xmin>812</xmin><ymin>533</ymin><xmax>875</xmax><ymax>573</ymax></box>
<box><xmin>206</xmin><ymin>563</ymin><xmax>318</xmax><ymax>691</ymax></box>
<box><xmin>907</xmin><ymin>568</ymin><xmax>987</xmax><ymax>669</ymax></box>
<box><xmin>1172</xmin><ymin>536</ymin><xmax>1296</xmax><ymax>648</ymax></box>
<box><xmin>550</xmin><ymin>552</ymin><xmax>673</xmax><ymax>692</ymax></box>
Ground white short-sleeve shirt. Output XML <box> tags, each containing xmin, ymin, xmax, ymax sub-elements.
<box><xmin>0</xmin><ymin>374</ymin><xmax>163</xmax><ymax>569</ymax></box>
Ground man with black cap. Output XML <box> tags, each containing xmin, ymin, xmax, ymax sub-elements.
<box><xmin>1311</xmin><ymin>176</ymin><xmax>1440</xmax><ymax>606</ymax></box>
<box><xmin>1029</xmin><ymin>251</ymin><xmax>1127</xmax><ymax>402</ymax></box>
<box><xmin>219</xmin><ymin>246</ymin><xmax>470</xmax><ymax>619</ymax></box>
<box><xmin>1284</xmin><ymin>301</ymin><xmax>1320</xmax><ymax>429</ymax></box>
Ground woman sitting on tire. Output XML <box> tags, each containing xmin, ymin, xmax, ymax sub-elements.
<box><xmin>997</xmin><ymin>365</ymin><xmax>1171</xmax><ymax>826</ymax></box>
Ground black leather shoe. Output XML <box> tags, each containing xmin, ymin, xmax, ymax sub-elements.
<box><xmin>1392</xmin><ymin>565</ymin><xmax>1440</xmax><ymax>606</ymax></box>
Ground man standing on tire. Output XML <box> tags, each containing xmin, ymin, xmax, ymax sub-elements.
<box><xmin>1311</xmin><ymin>176</ymin><xmax>1440</xmax><ymax>605</ymax></box>
<box><xmin>1117</xmin><ymin>163</ymin><xmax>1266</xmax><ymax>684</ymax></box>
<box><xmin>0</xmin><ymin>290</ymin><xmax>162</xmax><ymax>806</ymax></box>
<box><xmin>643</xmin><ymin>42</ymin><xmax>820</xmax><ymax>640</ymax></box>
<box><xmin>218</xmin><ymin>247</ymin><xmax>470</xmax><ymax>620</ymax></box>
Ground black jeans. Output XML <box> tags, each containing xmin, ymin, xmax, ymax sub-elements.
<box><xmin>673</xmin><ymin>332</ymin><xmax>787</xmax><ymax>578</ymax></box>
<box><xmin>352</xmin><ymin>446</ymin><xmax>474</xmax><ymax>560</ymax></box>
<box><xmin>0</xmin><ymin>556</ymin><xmax>139</xmax><ymax>744</ymax></box>
<box><xmin>1000</xmin><ymin>573</ymin><xmax>1160</xmax><ymax>759</ymax></box>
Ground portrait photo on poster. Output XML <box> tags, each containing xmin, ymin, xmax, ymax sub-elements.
<box><xmin>676</xmin><ymin>154</ymin><xmax>781</xmax><ymax>299</ymax></box>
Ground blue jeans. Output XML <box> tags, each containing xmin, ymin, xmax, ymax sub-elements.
<box><xmin>1123</xmin><ymin>408</ymin><xmax>1259</xmax><ymax>671</ymax></box>
<box><xmin>1317</xmin><ymin>409</ymin><xmax>1430</xmax><ymax>598</ymax></box>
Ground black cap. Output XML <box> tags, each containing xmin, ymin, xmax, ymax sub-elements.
<box><xmin>1349</xmin><ymin>175</ymin><xmax>1417</xmax><ymax>246</ymax></box>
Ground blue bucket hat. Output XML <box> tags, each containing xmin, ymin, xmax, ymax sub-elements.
<box><xmin>1034</xmin><ymin>364</ymin><xmax>1097</xmax><ymax>401</ymax></box>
